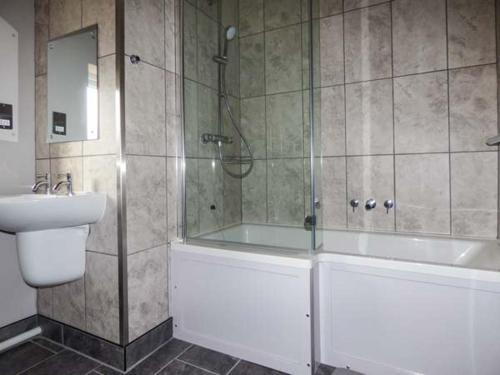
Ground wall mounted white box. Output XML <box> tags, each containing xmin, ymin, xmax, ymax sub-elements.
<box><xmin>171</xmin><ymin>243</ymin><xmax>313</xmax><ymax>375</ymax></box>
<box><xmin>0</xmin><ymin>16</ymin><xmax>18</xmax><ymax>142</ymax></box>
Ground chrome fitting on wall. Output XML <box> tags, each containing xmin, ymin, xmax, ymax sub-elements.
<box><xmin>365</xmin><ymin>199</ymin><xmax>376</xmax><ymax>210</ymax></box>
<box><xmin>384</xmin><ymin>199</ymin><xmax>394</xmax><ymax>214</ymax></box>
<box><xmin>350</xmin><ymin>199</ymin><xmax>359</xmax><ymax>212</ymax></box>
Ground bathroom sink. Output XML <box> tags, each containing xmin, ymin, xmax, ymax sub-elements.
<box><xmin>0</xmin><ymin>193</ymin><xmax>106</xmax><ymax>233</ymax></box>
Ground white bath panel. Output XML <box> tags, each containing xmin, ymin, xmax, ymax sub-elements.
<box><xmin>171</xmin><ymin>243</ymin><xmax>313</xmax><ymax>375</ymax></box>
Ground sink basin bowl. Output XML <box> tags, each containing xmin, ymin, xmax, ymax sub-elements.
<box><xmin>0</xmin><ymin>192</ymin><xmax>106</xmax><ymax>287</ymax></box>
<box><xmin>0</xmin><ymin>193</ymin><xmax>106</xmax><ymax>233</ymax></box>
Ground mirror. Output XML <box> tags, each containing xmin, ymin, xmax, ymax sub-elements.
<box><xmin>47</xmin><ymin>26</ymin><xmax>98</xmax><ymax>143</ymax></box>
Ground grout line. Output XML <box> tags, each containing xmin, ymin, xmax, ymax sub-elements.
<box><xmin>445</xmin><ymin>0</ymin><xmax>453</xmax><ymax>236</ymax></box>
<box><xmin>390</xmin><ymin>0</ymin><xmax>397</xmax><ymax>232</ymax></box>
<box><xmin>15</xmin><ymin>349</ymin><xmax>59</xmax><ymax>375</ymax></box>
<box><xmin>226</xmin><ymin>359</ymin><xmax>241</xmax><ymax>375</ymax></box>
<box><xmin>176</xmin><ymin>358</ymin><xmax>220</xmax><ymax>375</ymax></box>
<box><xmin>29</xmin><ymin>338</ymin><xmax>60</xmax><ymax>355</ymax></box>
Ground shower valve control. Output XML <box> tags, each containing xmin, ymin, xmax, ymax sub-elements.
<box><xmin>365</xmin><ymin>199</ymin><xmax>376</xmax><ymax>210</ymax></box>
<box><xmin>384</xmin><ymin>199</ymin><xmax>394</xmax><ymax>214</ymax></box>
<box><xmin>350</xmin><ymin>199</ymin><xmax>360</xmax><ymax>212</ymax></box>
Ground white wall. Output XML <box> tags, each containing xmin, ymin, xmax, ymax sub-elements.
<box><xmin>0</xmin><ymin>0</ymin><xmax>37</xmax><ymax>327</ymax></box>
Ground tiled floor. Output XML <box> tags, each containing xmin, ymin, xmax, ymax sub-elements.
<box><xmin>0</xmin><ymin>336</ymin><xmax>360</xmax><ymax>375</ymax></box>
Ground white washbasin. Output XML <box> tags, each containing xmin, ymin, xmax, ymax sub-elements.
<box><xmin>0</xmin><ymin>193</ymin><xmax>106</xmax><ymax>233</ymax></box>
<box><xmin>0</xmin><ymin>192</ymin><xmax>106</xmax><ymax>287</ymax></box>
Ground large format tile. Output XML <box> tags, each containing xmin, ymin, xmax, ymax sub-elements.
<box><xmin>346</xmin><ymin>79</ymin><xmax>393</xmax><ymax>155</ymax></box>
<box><xmin>126</xmin><ymin>156</ymin><xmax>167</xmax><ymax>253</ymax></box>
<box><xmin>165</xmin><ymin>0</ymin><xmax>176</xmax><ymax>73</ymax></box>
<box><xmin>395</xmin><ymin>154</ymin><xmax>450</xmax><ymax>235</ymax></box>
<box><xmin>167</xmin><ymin>157</ymin><xmax>179</xmax><ymax>241</ymax></box>
<box><xmin>264</xmin><ymin>0</ymin><xmax>301</xmax><ymax>30</ymax></box>
<box><xmin>128</xmin><ymin>245</ymin><xmax>168</xmax><ymax>341</ymax></box>
<box><xmin>49</xmin><ymin>0</ymin><xmax>82</xmax><ymax>39</ymax></box>
<box><xmin>392</xmin><ymin>0</ymin><xmax>447</xmax><ymax>75</ymax></box>
<box><xmin>198</xmin><ymin>159</ymin><xmax>224</xmax><ymax>233</ymax></box>
<box><xmin>35</xmin><ymin>0</ymin><xmax>49</xmax><ymax>25</ymax></box>
<box><xmin>447</xmin><ymin>0</ymin><xmax>496</xmax><ymax>68</ymax></box>
<box><xmin>179</xmin><ymin>345</ymin><xmax>238</xmax><ymax>374</ymax></box>
<box><xmin>158</xmin><ymin>359</ymin><xmax>212</xmax><ymax>375</ymax></box>
<box><xmin>321</xmin><ymin>157</ymin><xmax>347</xmax><ymax>229</ymax></box>
<box><xmin>0</xmin><ymin>342</ymin><xmax>53</xmax><ymax>375</ymax></box>
<box><xmin>125</xmin><ymin>60</ymin><xmax>166</xmax><ymax>156</ymax></box>
<box><xmin>304</xmin><ymin>0</ymin><xmax>343</xmax><ymax>19</ymax></box>
<box><xmin>83</xmin><ymin>155</ymin><xmax>118</xmax><ymax>254</ymax></box>
<box><xmin>240</xmin><ymin>97</ymin><xmax>266</xmax><ymax>159</ymax></box>
<box><xmin>185</xmin><ymin>158</ymin><xmax>200</xmax><ymax>236</ymax></box>
<box><xmin>451</xmin><ymin>152</ymin><xmax>498</xmax><ymax>238</ymax></box>
<box><xmin>267</xmin><ymin>159</ymin><xmax>304</xmax><ymax>225</ymax></box>
<box><xmin>22</xmin><ymin>350</ymin><xmax>99</xmax><ymax>375</ymax></box>
<box><xmin>223</xmin><ymin>172</ymin><xmax>242</xmax><ymax>227</ymax></box>
<box><xmin>85</xmin><ymin>252</ymin><xmax>120</xmax><ymax>343</ymax></box>
<box><xmin>127</xmin><ymin>339</ymin><xmax>191</xmax><ymax>375</ymax></box>
<box><xmin>240</xmin><ymin>33</ymin><xmax>265</xmax><ymax>98</ymax></box>
<box><xmin>239</xmin><ymin>0</ymin><xmax>263</xmax><ymax>37</ymax></box>
<box><xmin>183</xmin><ymin>80</ymin><xmax>199</xmax><ymax>158</ymax></box>
<box><xmin>0</xmin><ymin>316</ymin><xmax>36</xmax><ymax>342</ymax></box>
<box><xmin>125</xmin><ymin>319</ymin><xmax>173</xmax><ymax>369</ymax></box>
<box><xmin>266</xmin><ymin>92</ymin><xmax>304</xmax><ymax>158</ymax></box>
<box><xmin>37</xmin><ymin>287</ymin><xmax>53</xmax><ymax>318</ymax></box>
<box><xmin>35</xmin><ymin>75</ymin><xmax>49</xmax><ymax>159</ymax></box>
<box><xmin>344</xmin><ymin>0</ymin><xmax>387</xmax><ymax>11</ymax></box>
<box><xmin>63</xmin><ymin>325</ymin><xmax>124</xmax><ymax>370</ymax></box>
<box><xmin>449</xmin><ymin>64</ymin><xmax>498</xmax><ymax>152</ymax></box>
<box><xmin>265</xmin><ymin>24</ymin><xmax>302</xmax><ymax>94</ymax></box>
<box><xmin>83</xmin><ymin>0</ymin><xmax>115</xmax><ymax>57</ymax></box>
<box><xmin>35</xmin><ymin>23</ymin><xmax>48</xmax><ymax>76</ymax></box>
<box><xmin>321</xmin><ymin>86</ymin><xmax>345</xmax><ymax>157</ymax></box>
<box><xmin>52</xmin><ymin>278</ymin><xmax>86</xmax><ymax>330</ymax></box>
<box><xmin>344</xmin><ymin>3</ymin><xmax>392</xmax><ymax>83</ymax></box>
<box><xmin>230</xmin><ymin>360</ymin><xmax>285</xmax><ymax>375</ymax></box>
<box><xmin>242</xmin><ymin>160</ymin><xmax>267</xmax><ymax>223</ymax></box>
<box><xmin>319</xmin><ymin>15</ymin><xmax>344</xmax><ymax>86</ymax></box>
<box><xmin>394</xmin><ymin>72</ymin><xmax>449</xmax><ymax>154</ymax></box>
<box><xmin>125</xmin><ymin>0</ymin><xmax>165</xmax><ymax>67</ymax></box>
<box><xmin>347</xmin><ymin>156</ymin><xmax>395</xmax><ymax>231</ymax></box>
<box><xmin>183</xmin><ymin>1</ymin><xmax>197</xmax><ymax>81</ymax></box>
<box><xmin>197</xmin><ymin>85</ymin><xmax>219</xmax><ymax>158</ymax></box>
<box><xmin>197</xmin><ymin>11</ymin><xmax>218</xmax><ymax>90</ymax></box>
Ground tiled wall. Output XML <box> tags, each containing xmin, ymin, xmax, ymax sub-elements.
<box><xmin>184</xmin><ymin>0</ymin><xmax>242</xmax><ymax>237</ymax></box>
<box><xmin>35</xmin><ymin>0</ymin><xmax>121</xmax><ymax>343</ymax></box>
<box><xmin>123</xmin><ymin>0</ymin><xmax>180</xmax><ymax>342</ymax></box>
<box><xmin>35</xmin><ymin>0</ymin><xmax>181</xmax><ymax>344</ymax></box>
<box><xmin>236</xmin><ymin>0</ymin><xmax>499</xmax><ymax>239</ymax></box>
<box><xmin>238</xmin><ymin>0</ymin><xmax>317</xmax><ymax>226</ymax></box>
<box><xmin>317</xmin><ymin>0</ymin><xmax>498</xmax><ymax>238</ymax></box>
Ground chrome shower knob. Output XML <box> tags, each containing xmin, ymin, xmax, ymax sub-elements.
<box><xmin>365</xmin><ymin>199</ymin><xmax>376</xmax><ymax>210</ymax></box>
<box><xmin>350</xmin><ymin>199</ymin><xmax>360</xmax><ymax>212</ymax></box>
<box><xmin>384</xmin><ymin>199</ymin><xmax>394</xmax><ymax>214</ymax></box>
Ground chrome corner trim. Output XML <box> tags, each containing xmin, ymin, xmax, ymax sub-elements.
<box><xmin>115</xmin><ymin>0</ymin><xmax>129</xmax><ymax>345</ymax></box>
<box><xmin>179</xmin><ymin>0</ymin><xmax>187</xmax><ymax>243</ymax></box>
<box><xmin>307</xmin><ymin>0</ymin><xmax>317</xmax><ymax>252</ymax></box>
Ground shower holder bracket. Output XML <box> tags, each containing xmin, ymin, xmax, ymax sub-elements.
<box><xmin>201</xmin><ymin>133</ymin><xmax>233</xmax><ymax>145</ymax></box>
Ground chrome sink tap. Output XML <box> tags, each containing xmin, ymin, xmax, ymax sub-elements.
<box><xmin>32</xmin><ymin>173</ymin><xmax>51</xmax><ymax>195</ymax></box>
<box><xmin>52</xmin><ymin>173</ymin><xmax>74</xmax><ymax>196</ymax></box>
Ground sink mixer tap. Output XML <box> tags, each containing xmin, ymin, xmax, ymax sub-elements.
<box><xmin>32</xmin><ymin>173</ymin><xmax>51</xmax><ymax>195</ymax></box>
<box><xmin>52</xmin><ymin>173</ymin><xmax>74</xmax><ymax>196</ymax></box>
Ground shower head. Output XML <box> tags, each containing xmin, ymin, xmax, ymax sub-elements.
<box><xmin>225</xmin><ymin>26</ymin><xmax>237</xmax><ymax>41</ymax></box>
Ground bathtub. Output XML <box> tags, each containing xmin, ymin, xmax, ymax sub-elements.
<box><xmin>173</xmin><ymin>224</ymin><xmax>500</xmax><ymax>375</ymax></box>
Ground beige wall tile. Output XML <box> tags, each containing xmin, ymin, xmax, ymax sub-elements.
<box><xmin>321</xmin><ymin>157</ymin><xmax>347</xmax><ymax>229</ymax></box>
<box><xmin>319</xmin><ymin>15</ymin><xmax>344</xmax><ymax>86</ymax></box>
<box><xmin>451</xmin><ymin>152</ymin><xmax>498</xmax><ymax>238</ymax></box>
<box><xmin>395</xmin><ymin>154</ymin><xmax>450</xmax><ymax>235</ymax></box>
<box><xmin>83</xmin><ymin>0</ymin><xmax>116</xmax><ymax>57</ymax></box>
<box><xmin>239</xmin><ymin>0</ymin><xmax>263</xmax><ymax>37</ymax></box>
<box><xmin>49</xmin><ymin>0</ymin><xmax>82</xmax><ymax>39</ymax></box>
<box><xmin>392</xmin><ymin>0</ymin><xmax>447</xmax><ymax>75</ymax></box>
<box><xmin>52</xmin><ymin>278</ymin><xmax>86</xmax><ymax>330</ymax></box>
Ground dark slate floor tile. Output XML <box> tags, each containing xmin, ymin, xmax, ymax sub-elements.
<box><xmin>179</xmin><ymin>345</ymin><xmax>238</xmax><ymax>375</ymax></box>
<box><xmin>63</xmin><ymin>326</ymin><xmax>124</xmax><ymax>370</ymax></box>
<box><xmin>315</xmin><ymin>364</ymin><xmax>335</xmax><ymax>375</ymax></box>
<box><xmin>127</xmin><ymin>339</ymin><xmax>191</xmax><ymax>375</ymax></box>
<box><xmin>94</xmin><ymin>365</ymin><xmax>125</xmax><ymax>374</ymax></box>
<box><xmin>158</xmin><ymin>359</ymin><xmax>213</xmax><ymax>375</ymax></box>
<box><xmin>21</xmin><ymin>350</ymin><xmax>99</xmax><ymax>375</ymax></box>
<box><xmin>0</xmin><ymin>316</ymin><xmax>37</xmax><ymax>342</ymax></box>
<box><xmin>229</xmin><ymin>360</ymin><xmax>286</xmax><ymax>375</ymax></box>
<box><xmin>32</xmin><ymin>337</ymin><xmax>65</xmax><ymax>353</ymax></box>
<box><xmin>38</xmin><ymin>316</ymin><xmax>63</xmax><ymax>343</ymax></box>
<box><xmin>126</xmin><ymin>318</ymin><xmax>173</xmax><ymax>369</ymax></box>
<box><xmin>0</xmin><ymin>342</ymin><xmax>53</xmax><ymax>375</ymax></box>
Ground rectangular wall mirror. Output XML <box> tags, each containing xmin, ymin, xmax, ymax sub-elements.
<box><xmin>47</xmin><ymin>26</ymin><xmax>98</xmax><ymax>143</ymax></box>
